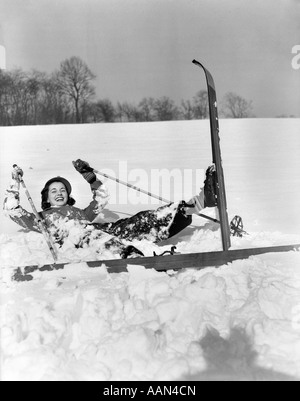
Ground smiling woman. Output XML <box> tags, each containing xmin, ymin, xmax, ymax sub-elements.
<box><xmin>41</xmin><ymin>177</ymin><xmax>74</xmax><ymax>210</ymax></box>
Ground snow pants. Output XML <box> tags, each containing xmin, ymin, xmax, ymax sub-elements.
<box><xmin>95</xmin><ymin>202</ymin><xmax>192</xmax><ymax>243</ymax></box>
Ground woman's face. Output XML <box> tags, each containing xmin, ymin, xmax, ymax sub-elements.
<box><xmin>47</xmin><ymin>182</ymin><xmax>68</xmax><ymax>207</ymax></box>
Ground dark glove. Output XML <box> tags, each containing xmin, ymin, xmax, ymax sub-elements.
<box><xmin>12</xmin><ymin>164</ymin><xmax>24</xmax><ymax>181</ymax></box>
<box><xmin>72</xmin><ymin>159</ymin><xmax>97</xmax><ymax>184</ymax></box>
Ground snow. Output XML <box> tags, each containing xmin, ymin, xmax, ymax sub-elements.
<box><xmin>1</xmin><ymin>119</ymin><xmax>300</xmax><ymax>381</ymax></box>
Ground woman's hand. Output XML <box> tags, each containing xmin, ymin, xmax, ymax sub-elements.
<box><xmin>12</xmin><ymin>164</ymin><xmax>24</xmax><ymax>182</ymax></box>
<box><xmin>72</xmin><ymin>159</ymin><xmax>97</xmax><ymax>184</ymax></box>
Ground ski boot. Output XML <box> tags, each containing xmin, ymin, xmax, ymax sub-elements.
<box><xmin>184</xmin><ymin>165</ymin><xmax>218</xmax><ymax>215</ymax></box>
<box><xmin>203</xmin><ymin>165</ymin><xmax>218</xmax><ymax>207</ymax></box>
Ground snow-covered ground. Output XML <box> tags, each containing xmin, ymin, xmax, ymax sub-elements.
<box><xmin>1</xmin><ymin>119</ymin><xmax>300</xmax><ymax>381</ymax></box>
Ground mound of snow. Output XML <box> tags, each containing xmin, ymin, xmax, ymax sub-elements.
<box><xmin>1</xmin><ymin>249</ymin><xmax>300</xmax><ymax>381</ymax></box>
<box><xmin>1</xmin><ymin>226</ymin><xmax>300</xmax><ymax>381</ymax></box>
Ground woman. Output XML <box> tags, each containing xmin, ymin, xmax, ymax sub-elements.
<box><xmin>3</xmin><ymin>160</ymin><xmax>217</xmax><ymax>257</ymax></box>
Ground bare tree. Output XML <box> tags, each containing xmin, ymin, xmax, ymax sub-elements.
<box><xmin>24</xmin><ymin>70</ymin><xmax>49</xmax><ymax>125</ymax></box>
<box><xmin>138</xmin><ymin>97</ymin><xmax>156</xmax><ymax>121</ymax></box>
<box><xmin>40</xmin><ymin>73</ymin><xmax>72</xmax><ymax>124</ymax></box>
<box><xmin>0</xmin><ymin>69</ymin><xmax>39</xmax><ymax>125</ymax></box>
<box><xmin>56</xmin><ymin>56</ymin><xmax>96</xmax><ymax>123</ymax></box>
<box><xmin>221</xmin><ymin>92</ymin><xmax>253</xmax><ymax>118</ymax></box>
<box><xmin>88</xmin><ymin>99</ymin><xmax>116</xmax><ymax>123</ymax></box>
<box><xmin>116</xmin><ymin>102</ymin><xmax>142</xmax><ymax>122</ymax></box>
<box><xmin>0</xmin><ymin>69</ymin><xmax>12</xmax><ymax>125</ymax></box>
<box><xmin>153</xmin><ymin>96</ymin><xmax>179</xmax><ymax>121</ymax></box>
<box><xmin>192</xmin><ymin>90</ymin><xmax>209</xmax><ymax>119</ymax></box>
<box><xmin>180</xmin><ymin>99</ymin><xmax>194</xmax><ymax>120</ymax></box>
<box><xmin>4</xmin><ymin>69</ymin><xmax>30</xmax><ymax>125</ymax></box>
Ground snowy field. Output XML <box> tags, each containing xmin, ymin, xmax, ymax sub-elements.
<box><xmin>1</xmin><ymin>119</ymin><xmax>300</xmax><ymax>381</ymax></box>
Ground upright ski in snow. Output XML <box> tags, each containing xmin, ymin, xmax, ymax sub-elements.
<box><xmin>192</xmin><ymin>60</ymin><xmax>231</xmax><ymax>251</ymax></box>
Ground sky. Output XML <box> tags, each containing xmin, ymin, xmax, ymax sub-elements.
<box><xmin>0</xmin><ymin>0</ymin><xmax>299</xmax><ymax>117</ymax></box>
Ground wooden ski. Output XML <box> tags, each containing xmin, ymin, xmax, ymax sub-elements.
<box><xmin>192</xmin><ymin>60</ymin><xmax>231</xmax><ymax>251</ymax></box>
<box><xmin>12</xmin><ymin>243</ymin><xmax>300</xmax><ymax>282</ymax></box>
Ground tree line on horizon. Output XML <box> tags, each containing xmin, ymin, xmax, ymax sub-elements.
<box><xmin>0</xmin><ymin>56</ymin><xmax>254</xmax><ymax>126</ymax></box>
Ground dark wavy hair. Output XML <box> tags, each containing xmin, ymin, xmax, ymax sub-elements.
<box><xmin>41</xmin><ymin>177</ymin><xmax>76</xmax><ymax>211</ymax></box>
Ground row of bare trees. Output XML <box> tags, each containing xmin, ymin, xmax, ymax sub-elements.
<box><xmin>0</xmin><ymin>57</ymin><xmax>95</xmax><ymax>126</ymax></box>
<box><xmin>0</xmin><ymin>56</ymin><xmax>253</xmax><ymax>126</ymax></box>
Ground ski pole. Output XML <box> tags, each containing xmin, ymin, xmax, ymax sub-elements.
<box><xmin>93</xmin><ymin>169</ymin><xmax>220</xmax><ymax>224</ymax></box>
<box><xmin>93</xmin><ymin>169</ymin><xmax>171</xmax><ymax>204</ymax></box>
<box><xmin>13</xmin><ymin>165</ymin><xmax>58</xmax><ymax>263</ymax></box>
<box><xmin>95</xmin><ymin>167</ymin><xmax>246</xmax><ymax>236</ymax></box>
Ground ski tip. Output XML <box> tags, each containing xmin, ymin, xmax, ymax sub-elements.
<box><xmin>192</xmin><ymin>59</ymin><xmax>206</xmax><ymax>71</ymax></box>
